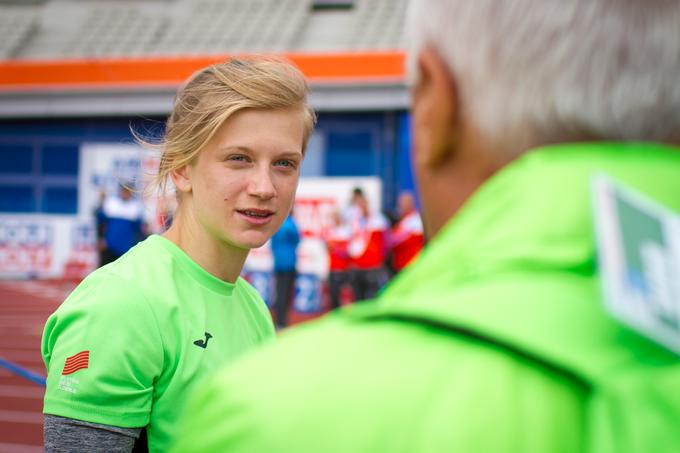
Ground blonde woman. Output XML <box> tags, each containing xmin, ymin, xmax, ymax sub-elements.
<box><xmin>41</xmin><ymin>58</ymin><xmax>315</xmax><ymax>453</ymax></box>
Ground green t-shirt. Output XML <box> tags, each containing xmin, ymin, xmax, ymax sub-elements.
<box><xmin>42</xmin><ymin>234</ymin><xmax>275</xmax><ymax>452</ymax></box>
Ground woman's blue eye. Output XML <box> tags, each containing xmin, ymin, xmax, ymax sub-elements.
<box><xmin>275</xmin><ymin>160</ymin><xmax>295</xmax><ymax>168</ymax></box>
<box><xmin>229</xmin><ymin>155</ymin><xmax>247</xmax><ymax>162</ymax></box>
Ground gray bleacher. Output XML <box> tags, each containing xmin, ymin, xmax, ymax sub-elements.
<box><xmin>0</xmin><ymin>0</ymin><xmax>407</xmax><ymax>60</ymax></box>
<box><xmin>350</xmin><ymin>0</ymin><xmax>407</xmax><ymax>50</ymax></box>
<box><xmin>151</xmin><ymin>0</ymin><xmax>310</xmax><ymax>56</ymax></box>
<box><xmin>65</xmin><ymin>5</ymin><xmax>169</xmax><ymax>58</ymax></box>
<box><xmin>0</xmin><ymin>6</ymin><xmax>39</xmax><ymax>59</ymax></box>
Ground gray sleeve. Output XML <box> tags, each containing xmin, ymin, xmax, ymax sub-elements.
<box><xmin>44</xmin><ymin>414</ymin><xmax>143</xmax><ymax>453</ymax></box>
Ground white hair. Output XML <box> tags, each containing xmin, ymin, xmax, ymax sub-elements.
<box><xmin>406</xmin><ymin>0</ymin><xmax>680</xmax><ymax>157</ymax></box>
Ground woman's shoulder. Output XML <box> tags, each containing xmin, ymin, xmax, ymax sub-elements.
<box><xmin>234</xmin><ymin>277</ymin><xmax>264</xmax><ymax>301</ymax></box>
<box><xmin>234</xmin><ymin>277</ymin><xmax>275</xmax><ymax>337</ymax></box>
<box><xmin>57</xmin><ymin>266</ymin><xmax>151</xmax><ymax>317</ymax></box>
<box><xmin>82</xmin><ymin>235</ymin><xmax>171</xmax><ymax>294</ymax></box>
<box><xmin>55</xmin><ymin>238</ymin><xmax>171</xmax><ymax>316</ymax></box>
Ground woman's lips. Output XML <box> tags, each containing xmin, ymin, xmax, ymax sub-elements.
<box><xmin>236</xmin><ymin>209</ymin><xmax>274</xmax><ymax>226</ymax></box>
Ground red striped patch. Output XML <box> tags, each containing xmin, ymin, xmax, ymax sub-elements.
<box><xmin>62</xmin><ymin>350</ymin><xmax>89</xmax><ymax>375</ymax></box>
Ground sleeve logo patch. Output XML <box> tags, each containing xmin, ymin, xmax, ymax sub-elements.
<box><xmin>62</xmin><ymin>350</ymin><xmax>89</xmax><ymax>375</ymax></box>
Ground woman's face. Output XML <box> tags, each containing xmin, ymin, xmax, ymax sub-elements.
<box><xmin>180</xmin><ymin>107</ymin><xmax>305</xmax><ymax>251</ymax></box>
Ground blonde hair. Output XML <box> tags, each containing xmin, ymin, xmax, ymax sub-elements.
<box><xmin>140</xmin><ymin>57</ymin><xmax>316</xmax><ymax>194</ymax></box>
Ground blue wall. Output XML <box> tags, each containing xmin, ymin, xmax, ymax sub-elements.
<box><xmin>316</xmin><ymin>111</ymin><xmax>413</xmax><ymax>212</ymax></box>
<box><xmin>0</xmin><ymin>112</ymin><xmax>411</xmax><ymax>215</ymax></box>
<box><xmin>0</xmin><ymin>118</ymin><xmax>163</xmax><ymax>214</ymax></box>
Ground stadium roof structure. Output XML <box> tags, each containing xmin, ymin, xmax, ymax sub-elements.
<box><xmin>0</xmin><ymin>0</ymin><xmax>410</xmax><ymax>118</ymax></box>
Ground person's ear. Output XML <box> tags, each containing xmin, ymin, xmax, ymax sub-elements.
<box><xmin>414</xmin><ymin>46</ymin><xmax>460</xmax><ymax>168</ymax></box>
<box><xmin>170</xmin><ymin>165</ymin><xmax>192</xmax><ymax>194</ymax></box>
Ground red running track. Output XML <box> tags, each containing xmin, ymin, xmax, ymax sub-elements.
<box><xmin>0</xmin><ymin>280</ymin><xmax>77</xmax><ymax>453</ymax></box>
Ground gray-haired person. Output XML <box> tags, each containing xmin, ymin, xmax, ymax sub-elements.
<box><xmin>172</xmin><ymin>1</ymin><xmax>680</xmax><ymax>452</ymax></box>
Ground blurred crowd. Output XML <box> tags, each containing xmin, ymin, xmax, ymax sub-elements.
<box><xmin>323</xmin><ymin>187</ymin><xmax>424</xmax><ymax>308</ymax></box>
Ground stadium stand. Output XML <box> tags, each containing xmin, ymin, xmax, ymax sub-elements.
<box><xmin>0</xmin><ymin>0</ymin><xmax>410</xmax><ymax>118</ymax></box>
<box><xmin>350</xmin><ymin>0</ymin><xmax>407</xmax><ymax>49</ymax></box>
<box><xmin>0</xmin><ymin>6</ymin><xmax>39</xmax><ymax>59</ymax></box>
<box><xmin>0</xmin><ymin>0</ymin><xmax>405</xmax><ymax>60</ymax></box>
<box><xmin>152</xmin><ymin>0</ymin><xmax>310</xmax><ymax>55</ymax></box>
<box><xmin>64</xmin><ymin>5</ymin><xmax>169</xmax><ymax>58</ymax></box>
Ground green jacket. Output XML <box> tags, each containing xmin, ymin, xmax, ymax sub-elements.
<box><xmin>172</xmin><ymin>143</ymin><xmax>680</xmax><ymax>453</ymax></box>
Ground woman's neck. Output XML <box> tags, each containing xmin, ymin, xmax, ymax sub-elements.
<box><xmin>163</xmin><ymin>211</ymin><xmax>249</xmax><ymax>283</ymax></box>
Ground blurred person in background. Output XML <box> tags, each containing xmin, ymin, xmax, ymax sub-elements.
<box><xmin>346</xmin><ymin>187</ymin><xmax>390</xmax><ymax>300</ymax></box>
<box><xmin>98</xmin><ymin>183</ymin><xmax>146</xmax><ymax>266</ymax></box>
<box><xmin>93</xmin><ymin>189</ymin><xmax>109</xmax><ymax>267</ymax></box>
<box><xmin>323</xmin><ymin>209</ymin><xmax>352</xmax><ymax>310</ymax></box>
<box><xmin>271</xmin><ymin>209</ymin><xmax>300</xmax><ymax>328</ymax></box>
<box><xmin>155</xmin><ymin>194</ymin><xmax>177</xmax><ymax>233</ymax></box>
<box><xmin>389</xmin><ymin>190</ymin><xmax>424</xmax><ymax>273</ymax></box>
<box><xmin>41</xmin><ymin>57</ymin><xmax>315</xmax><ymax>453</ymax></box>
<box><xmin>172</xmin><ymin>0</ymin><xmax>680</xmax><ymax>451</ymax></box>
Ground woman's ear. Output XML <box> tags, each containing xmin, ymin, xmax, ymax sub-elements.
<box><xmin>170</xmin><ymin>165</ymin><xmax>192</xmax><ymax>194</ymax></box>
<box><xmin>413</xmin><ymin>46</ymin><xmax>461</xmax><ymax>168</ymax></box>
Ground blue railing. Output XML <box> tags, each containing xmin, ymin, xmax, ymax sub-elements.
<box><xmin>0</xmin><ymin>357</ymin><xmax>46</xmax><ymax>386</ymax></box>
